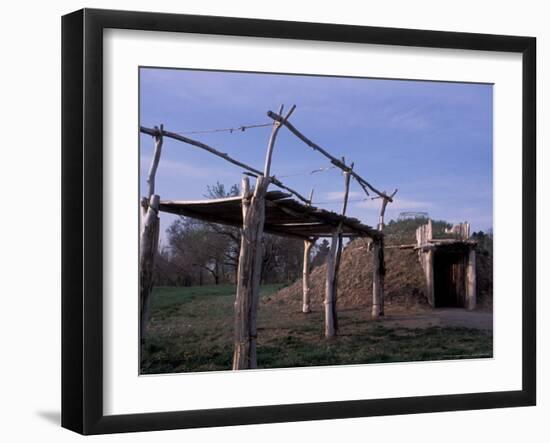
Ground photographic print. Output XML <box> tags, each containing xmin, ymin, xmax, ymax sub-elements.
<box><xmin>138</xmin><ymin>68</ymin><xmax>493</xmax><ymax>374</ymax></box>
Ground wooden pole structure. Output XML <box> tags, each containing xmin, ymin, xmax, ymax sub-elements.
<box><xmin>146</xmin><ymin>124</ymin><xmax>163</xmax><ymax>198</ymax></box>
<box><xmin>139</xmin><ymin>195</ymin><xmax>160</xmax><ymax>341</ymax></box>
<box><xmin>371</xmin><ymin>188</ymin><xmax>395</xmax><ymax>316</ymax></box>
<box><xmin>371</xmin><ymin>238</ymin><xmax>384</xmax><ymax>318</ymax></box>
<box><xmin>324</xmin><ymin>228</ymin><xmax>339</xmax><ymax>337</ymax></box>
<box><xmin>266</xmin><ymin>111</ymin><xmax>394</xmax><ymax>201</ymax></box>
<box><xmin>425</xmin><ymin>248</ymin><xmax>435</xmax><ymax>307</ymax></box>
<box><xmin>233</xmin><ymin>105</ymin><xmax>294</xmax><ymax>370</ymax></box>
<box><xmin>466</xmin><ymin>247</ymin><xmax>477</xmax><ymax>310</ymax></box>
<box><xmin>324</xmin><ymin>164</ymin><xmax>353</xmax><ymax>337</ymax></box>
<box><xmin>233</xmin><ymin>175</ymin><xmax>268</xmax><ymax>369</ymax></box>
<box><xmin>140</xmin><ymin>124</ymin><xmax>309</xmax><ymax>204</ymax></box>
<box><xmin>302</xmin><ymin>187</ymin><xmax>317</xmax><ymax>314</ymax></box>
<box><xmin>377</xmin><ymin>189</ymin><xmax>398</xmax><ymax>231</ymax></box>
<box><xmin>302</xmin><ymin>238</ymin><xmax>315</xmax><ymax>313</ymax></box>
<box><xmin>139</xmin><ymin>127</ymin><xmax>163</xmax><ymax>341</ymax></box>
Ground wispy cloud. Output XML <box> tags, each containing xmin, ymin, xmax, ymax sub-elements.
<box><xmin>140</xmin><ymin>155</ymin><xmax>234</xmax><ymax>180</ymax></box>
<box><xmin>355</xmin><ymin>197</ymin><xmax>433</xmax><ymax>211</ymax></box>
<box><xmin>323</xmin><ymin>191</ymin><xmax>363</xmax><ymax>201</ymax></box>
<box><xmin>385</xmin><ymin>105</ymin><xmax>431</xmax><ymax>131</ymax></box>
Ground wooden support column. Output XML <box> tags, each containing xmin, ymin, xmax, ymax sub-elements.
<box><xmin>379</xmin><ymin>236</ymin><xmax>386</xmax><ymax>316</ymax></box>
<box><xmin>371</xmin><ymin>238</ymin><xmax>385</xmax><ymax>318</ymax></box>
<box><xmin>466</xmin><ymin>247</ymin><xmax>477</xmax><ymax>310</ymax></box>
<box><xmin>139</xmin><ymin>195</ymin><xmax>160</xmax><ymax>341</ymax></box>
<box><xmin>232</xmin><ymin>176</ymin><xmax>268</xmax><ymax>370</ymax></box>
<box><xmin>139</xmin><ymin>127</ymin><xmax>163</xmax><ymax>341</ymax></box>
<box><xmin>373</xmin><ymin>189</ymin><xmax>394</xmax><ymax>314</ymax></box>
<box><xmin>233</xmin><ymin>104</ymin><xmax>293</xmax><ymax>369</ymax></box>
<box><xmin>425</xmin><ymin>248</ymin><xmax>435</xmax><ymax>307</ymax></box>
<box><xmin>324</xmin><ymin>165</ymin><xmax>352</xmax><ymax>337</ymax></box>
<box><xmin>146</xmin><ymin>125</ymin><xmax>163</xmax><ymax>198</ymax></box>
<box><xmin>302</xmin><ymin>239</ymin><xmax>315</xmax><ymax>313</ymax></box>
<box><xmin>324</xmin><ymin>228</ymin><xmax>340</xmax><ymax>337</ymax></box>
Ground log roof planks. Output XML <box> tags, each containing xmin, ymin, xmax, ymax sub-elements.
<box><xmin>159</xmin><ymin>191</ymin><xmax>382</xmax><ymax>241</ymax></box>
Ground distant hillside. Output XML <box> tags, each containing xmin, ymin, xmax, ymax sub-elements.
<box><xmin>267</xmin><ymin>218</ymin><xmax>493</xmax><ymax>311</ymax></box>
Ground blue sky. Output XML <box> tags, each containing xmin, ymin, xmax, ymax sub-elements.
<box><xmin>139</xmin><ymin>68</ymin><xmax>493</xmax><ymax>243</ymax></box>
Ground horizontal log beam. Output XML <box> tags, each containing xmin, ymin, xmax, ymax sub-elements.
<box><xmin>140</xmin><ymin>126</ymin><xmax>310</xmax><ymax>204</ymax></box>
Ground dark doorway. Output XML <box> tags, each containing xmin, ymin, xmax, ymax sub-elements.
<box><xmin>433</xmin><ymin>249</ymin><xmax>466</xmax><ymax>308</ymax></box>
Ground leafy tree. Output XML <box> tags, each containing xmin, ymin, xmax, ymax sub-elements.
<box><xmin>312</xmin><ymin>239</ymin><xmax>330</xmax><ymax>268</ymax></box>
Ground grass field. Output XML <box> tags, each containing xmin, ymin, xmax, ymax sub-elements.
<box><xmin>140</xmin><ymin>284</ymin><xmax>493</xmax><ymax>374</ymax></box>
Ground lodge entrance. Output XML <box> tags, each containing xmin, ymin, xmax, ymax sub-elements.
<box><xmin>433</xmin><ymin>249</ymin><xmax>467</xmax><ymax>308</ymax></box>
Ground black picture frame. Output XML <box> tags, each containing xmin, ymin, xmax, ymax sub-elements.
<box><xmin>62</xmin><ymin>8</ymin><xmax>536</xmax><ymax>435</ymax></box>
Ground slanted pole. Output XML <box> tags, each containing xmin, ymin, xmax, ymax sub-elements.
<box><xmin>377</xmin><ymin>189</ymin><xmax>398</xmax><ymax>230</ymax></box>
<box><xmin>466</xmin><ymin>247</ymin><xmax>477</xmax><ymax>310</ymax></box>
<box><xmin>146</xmin><ymin>125</ymin><xmax>163</xmax><ymax>198</ymax></box>
<box><xmin>302</xmin><ymin>239</ymin><xmax>315</xmax><ymax>313</ymax></box>
<box><xmin>139</xmin><ymin>127</ymin><xmax>163</xmax><ymax>341</ymax></box>
<box><xmin>264</xmin><ymin>104</ymin><xmax>296</xmax><ymax>177</ymax></box>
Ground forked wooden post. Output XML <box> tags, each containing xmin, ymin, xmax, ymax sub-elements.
<box><xmin>324</xmin><ymin>164</ymin><xmax>353</xmax><ymax>337</ymax></box>
<box><xmin>233</xmin><ymin>105</ymin><xmax>294</xmax><ymax>370</ymax></box>
<box><xmin>377</xmin><ymin>189</ymin><xmax>398</xmax><ymax>231</ymax></box>
<box><xmin>139</xmin><ymin>127</ymin><xmax>163</xmax><ymax>341</ymax></box>
<box><xmin>233</xmin><ymin>175</ymin><xmax>268</xmax><ymax>369</ymax></box>
<box><xmin>302</xmin><ymin>238</ymin><xmax>315</xmax><ymax>313</ymax></box>
<box><xmin>372</xmin><ymin>188</ymin><xmax>394</xmax><ymax>315</ymax></box>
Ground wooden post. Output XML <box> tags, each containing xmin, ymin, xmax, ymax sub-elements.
<box><xmin>425</xmin><ymin>248</ymin><xmax>435</xmax><ymax>307</ymax></box>
<box><xmin>371</xmin><ymin>238</ymin><xmax>383</xmax><ymax>318</ymax></box>
<box><xmin>373</xmin><ymin>189</ymin><xmax>394</xmax><ymax>314</ymax></box>
<box><xmin>139</xmin><ymin>127</ymin><xmax>163</xmax><ymax>341</ymax></box>
<box><xmin>139</xmin><ymin>194</ymin><xmax>160</xmax><ymax>341</ymax></box>
<box><xmin>377</xmin><ymin>189</ymin><xmax>398</xmax><ymax>230</ymax></box>
<box><xmin>302</xmin><ymin>239</ymin><xmax>315</xmax><ymax>313</ymax></box>
<box><xmin>324</xmin><ymin>228</ymin><xmax>339</xmax><ymax>337</ymax></box>
<box><xmin>233</xmin><ymin>176</ymin><xmax>268</xmax><ymax>370</ymax></box>
<box><xmin>233</xmin><ymin>104</ymin><xmax>293</xmax><ymax>370</ymax></box>
<box><xmin>378</xmin><ymin>236</ymin><xmax>386</xmax><ymax>315</ymax></box>
<box><xmin>146</xmin><ymin>125</ymin><xmax>163</xmax><ymax>198</ymax></box>
<box><xmin>466</xmin><ymin>247</ymin><xmax>477</xmax><ymax>310</ymax></box>
<box><xmin>324</xmin><ymin>166</ymin><xmax>352</xmax><ymax>337</ymax></box>
<box><xmin>264</xmin><ymin>104</ymin><xmax>296</xmax><ymax>177</ymax></box>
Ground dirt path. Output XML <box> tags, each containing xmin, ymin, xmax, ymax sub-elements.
<box><xmin>374</xmin><ymin>307</ymin><xmax>493</xmax><ymax>330</ymax></box>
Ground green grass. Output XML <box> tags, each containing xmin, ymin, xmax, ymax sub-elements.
<box><xmin>141</xmin><ymin>285</ymin><xmax>493</xmax><ymax>374</ymax></box>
